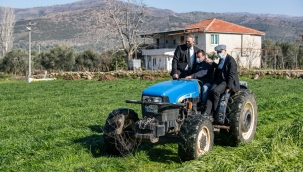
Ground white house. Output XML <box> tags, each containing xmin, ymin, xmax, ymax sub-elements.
<box><xmin>142</xmin><ymin>18</ymin><xmax>266</xmax><ymax>70</ymax></box>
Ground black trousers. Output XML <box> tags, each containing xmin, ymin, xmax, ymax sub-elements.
<box><xmin>205</xmin><ymin>79</ymin><xmax>226</xmax><ymax>115</ymax></box>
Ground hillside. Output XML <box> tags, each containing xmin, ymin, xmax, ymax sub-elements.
<box><xmin>8</xmin><ymin>0</ymin><xmax>303</xmax><ymax>52</ymax></box>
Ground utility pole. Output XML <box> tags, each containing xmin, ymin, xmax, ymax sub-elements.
<box><xmin>27</xmin><ymin>21</ymin><xmax>32</xmax><ymax>77</ymax></box>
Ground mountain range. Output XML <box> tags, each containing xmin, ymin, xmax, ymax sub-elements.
<box><xmin>6</xmin><ymin>0</ymin><xmax>303</xmax><ymax>52</ymax></box>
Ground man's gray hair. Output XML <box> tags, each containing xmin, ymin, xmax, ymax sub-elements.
<box><xmin>186</xmin><ymin>34</ymin><xmax>195</xmax><ymax>42</ymax></box>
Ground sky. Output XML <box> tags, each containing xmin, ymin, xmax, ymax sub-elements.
<box><xmin>0</xmin><ymin>0</ymin><xmax>302</xmax><ymax>17</ymax></box>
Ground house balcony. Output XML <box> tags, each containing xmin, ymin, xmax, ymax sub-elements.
<box><xmin>143</xmin><ymin>43</ymin><xmax>204</xmax><ymax>56</ymax></box>
<box><xmin>148</xmin><ymin>43</ymin><xmax>204</xmax><ymax>50</ymax></box>
<box><xmin>142</xmin><ymin>48</ymin><xmax>175</xmax><ymax>56</ymax></box>
<box><xmin>152</xmin><ymin>43</ymin><xmax>178</xmax><ymax>49</ymax></box>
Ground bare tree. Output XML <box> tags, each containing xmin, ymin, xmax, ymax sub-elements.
<box><xmin>94</xmin><ymin>0</ymin><xmax>150</xmax><ymax>60</ymax></box>
<box><xmin>100</xmin><ymin>50</ymin><xmax>115</xmax><ymax>72</ymax></box>
<box><xmin>0</xmin><ymin>7</ymin><xmax>15</xmax><ymax>57</ymax></box>
<box><xmin>238</xmin><ymin>37</ymin><xmax>262</xmax><ymax>69</ymax></box>
<box><xmin>261</xmin><ymin>39</ymin><xmax>275</xmax><ymax>69</ymax></box>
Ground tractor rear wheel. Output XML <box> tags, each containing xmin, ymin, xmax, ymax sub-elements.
<box><xmin>178</xmin><ymin>115</ymin><xmax>214</xmax><ymax>161</ymax></box>
<box><xmin>103</xmin><ymin>108</ymin><xmax>139</xmax><ymax>155</ymax></box>
<box><xmin>221</xmin><ymin>90</ymin><xmax>258</xmax><ymax>146</ymax></box>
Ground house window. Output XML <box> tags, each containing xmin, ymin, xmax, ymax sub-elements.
<box><xmin>211</xmin><ymin>34</ymin><xmax>219</xmax><ymax>45</ymax></box>
<box><xmin>153</xmin><ymin>58</ymin><xmax>156</xmax><ymax>66</ymax></box>
<box><xmin>173</xmin><ymin>39</ymin><xmax>176</xmax><ymax>45</ymax></box>
<box><xmin>195</xmin><ymin>36</ymin><xmax>198</xmax><ymax>45</ymax></box>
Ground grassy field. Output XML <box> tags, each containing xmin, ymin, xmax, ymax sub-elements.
<box><xmin>0</xmin><ymin>78</ymin><xmax>303</xmax><ymax>171</ymax></box>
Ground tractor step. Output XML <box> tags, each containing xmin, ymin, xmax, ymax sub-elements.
<box><xmin>213</xmin><ymin>125</ymin><xmax>230</xmax><ymax>130</ymax></box>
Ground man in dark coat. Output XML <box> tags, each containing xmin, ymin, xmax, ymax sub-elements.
<box><xmin>171</xmin><ymin>35</ymin><xmax>200</xmax><ymax>79</ymax></box>
<box><xmin>185</xmin><ymin>49</ymin><xmax>214</xmax><ymax>108</ymax></box>
<box><xmin>203</xmin><ymin>44</ymin><xmax>240</xmax><ymax>119</ymax></box>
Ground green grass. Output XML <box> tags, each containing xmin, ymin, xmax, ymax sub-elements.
<box><xmin>0</xmin><ymin>78</ymin><xmax>303</xmax><ymax>171</ymax></box>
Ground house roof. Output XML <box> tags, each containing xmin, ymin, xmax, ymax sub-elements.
<box><xmin>184</xmin><ymin>18</ymin><xmax>265</xmax><ymax>35</ymax></box>
<box><xmin>142</xmin><ymin>18</ymin><xmax>265</xmax><ymax>37</ymax></box>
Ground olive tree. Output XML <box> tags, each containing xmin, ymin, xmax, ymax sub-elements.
<box><xmin>75</xmin><ymin>48</ymin><xmax>100</xmax><ymax>72</ymax></box>
<box><xmin>41</xmin><ymin>44</ymin><xmax>75</xmax><ymax>72</ymax></box>
<box><xmin>296</xmin><ymin>32</ymin><xmax>303</xmax><ymax>68</ymax></box>
<box><xmin>0</xmin><ymin>49</ymin><xmax>28</xmax><ymax>75</ymax></box>
<box><xmin>275</xmin><ymin>41</ymin><xmax>299</xmax><ymax>69</ymax></box>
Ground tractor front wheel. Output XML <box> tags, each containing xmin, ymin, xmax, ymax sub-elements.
<box><xmin>178</xmin><ymin>115</ymin><xmax>214</xmax><ymax>161</ymax></box>
<box><xmin>103</xmin><ymin>108</ymin><xmax>139</xmax><ymax>156</ymax></box>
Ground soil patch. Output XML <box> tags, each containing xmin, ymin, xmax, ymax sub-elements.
<box><xmin>63</xmin><ymin>76</ymin><xmax>81</xmax><ymax>80</ymax></box>
<box><xmin>98</xmin><ymin>75</ymin><xmax>117</xmax><ymax>81</ymax></box>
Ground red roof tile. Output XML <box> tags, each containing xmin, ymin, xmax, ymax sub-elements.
<box><xmin>185</xmin><ymin>18</ymin><xmax>265</xmax><ymax>35</ymax></box>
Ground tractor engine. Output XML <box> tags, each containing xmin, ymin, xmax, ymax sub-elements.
<box><xmin>126</xmin><ymin>79</ymin><xmax>201</xmax><ymax>143</ymax></box>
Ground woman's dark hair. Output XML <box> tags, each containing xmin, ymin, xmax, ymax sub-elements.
<box><xmin>196</xmin><ymin>49</ymin><xmax>206</xmax><ymax>56</ymax></box>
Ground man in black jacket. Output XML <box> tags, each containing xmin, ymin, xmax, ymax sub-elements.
<box><xmin>171</xmin><ymin>35</ymin><xmax>200</xmax><ymax>79</ymax></box>
<box><xmin>185</xmin><ymin>49</ymin><xmax>214</xmax><ymax>108</ymax></box>
<box><xmin>203</xmin><ymin>44</ymin><xmax>240</xmax><ymax>120</ymax></box>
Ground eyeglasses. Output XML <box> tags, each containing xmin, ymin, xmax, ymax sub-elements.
<box><xmin>216</xmin><ymin>51</ymin><xmax>222</xmax><ymax>53</ymax></box>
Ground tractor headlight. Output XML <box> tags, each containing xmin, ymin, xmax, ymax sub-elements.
<box><xmin>142</xmin><ymin>96</ymin><xmax>162</xmax><ymax>103</ymax></box>
<box><xmin>153</xmin><ymin>97</ymin><xmax>162</xmax><ymax>103</ymax></box>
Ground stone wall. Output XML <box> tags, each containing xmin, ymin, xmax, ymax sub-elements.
<box><xmin>239</xmin><ymin>70</ymin><xmax>303</xmax><ymax>79</ymax></box>
<box><xmin>46</xmin><ymin>70</ymin><xmax>171</xmax><ymax>80</ymax></box>
<box><xmin>30</xmin><ymin>70</ymin><xmax>303</xmax><ymax>80</ymax></box>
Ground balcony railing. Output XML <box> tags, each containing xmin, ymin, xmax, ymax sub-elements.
<box><xmin>152</xmin><ymin>43</ymin><xmax>178</xmax><ymax>49</ymax></box>
<box><xmin>150</xmin><ymin>43</ymin><xmax>203</xmax><ymax>49</ymax></box>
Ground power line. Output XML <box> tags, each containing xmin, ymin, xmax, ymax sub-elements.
<box><xmin>0</xmin><ymin>19</ymin><xmax>37</xmax><ymax>28</ymax></box>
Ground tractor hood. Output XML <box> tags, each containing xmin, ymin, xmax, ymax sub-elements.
<box><xmin>142</xmin><ymin>79</ymin><xmax>200</xmax><ymax>103</ymax></box>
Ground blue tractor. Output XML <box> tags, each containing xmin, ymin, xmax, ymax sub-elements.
<box><xmin>103</xmin><ymin>79</ymin><xmax>257</xmax><ymax>161</ymax></box>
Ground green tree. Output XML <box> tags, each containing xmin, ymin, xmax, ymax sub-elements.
<box><xmin>275</xmin><ymin>41</ymin><xmax>299</xmax><ymax>69</ymax></box>
<box><xmin>272</xmin><ymin>41</ymin><xmax>283</xmax><ymax>69</ymax></box>
<box><xmin>0</xmin><ymin>49</ymin><xmax>28</xmax><ymax>75</ymax></box>
<box><xmin>99</xmin><ymin>49</ymin><xmax>127</xmax><ymax>72</ymax></box>
<box><xmin>75</xmin><ymin>48</ymin><xmax>100</xmax><ymax>71</ymax></box>
<box><xmin>55</xmin><ymin>45</ymin><xmax>75</xmax><ymax>71</ymax></box>
<box><xmin>295</xmin><ymin>32</ymin><xmax>303</xmax><ymax>69</ymax></box>
<box><xmin>31</xmin><ymin>50</ymin><xmax>42</xmax><ymax>71</ymax></box>
<box><xmin>40</xmin><ymin>51</ymin><xmax>54</xmax><ymax>71</ymax></box>
<box><xmin>110</xmin><ymin>55</ymin><xmax>127</xmax><ymax>71</ymax></box>
<box><xmin>297</xmin><ymin>45</ymin><xmax>303</xmax><ymax>69</ymax></box>
<box><xmin>41</xmin><ymin>44</ymin><xmax>75</xmax><ymax>72</ymax></box>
